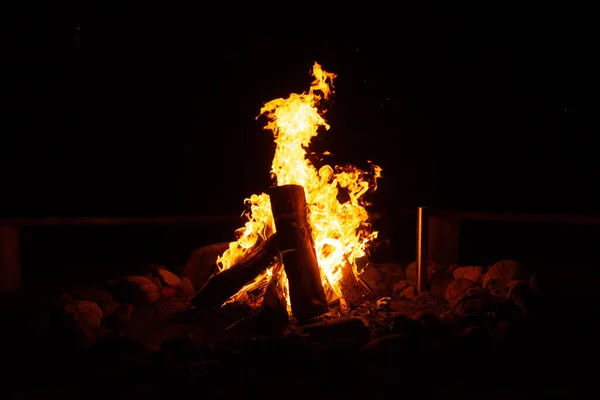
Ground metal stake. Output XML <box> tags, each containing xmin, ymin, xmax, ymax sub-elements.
<box><xmin>416</xmin><ymin>207</ymin><xmax>428</xmax><ymax>293</ymax></box>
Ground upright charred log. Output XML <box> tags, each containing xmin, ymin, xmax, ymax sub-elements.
<box><xmin>268</xmin><ymin>184</ymin><xmax>328</xmax><ymax>322</ymax></box>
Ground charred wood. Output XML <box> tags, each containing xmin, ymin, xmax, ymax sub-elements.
<box><xmin>268</xmin><ymin>184</ymin><xmax>328</xmax><ymax>322</ymax></box>
<box><xmin>323</xmin><ymin>280</ymin><xmax>341</xmax><ymax>308</ymax></box>
<box><xmin>256</xmin><ymin>262</ymin><xmax>289</xmax><ymax>334</ymax></box>
<box><xmin>338</xmin><ymin>262</ymin><xmax>369</xmax><ymax>309</ymax></box>
<box><xmin>190</xmin><ymin>234</ymin><xmax>279</xmax><ymax>308</ymax></box>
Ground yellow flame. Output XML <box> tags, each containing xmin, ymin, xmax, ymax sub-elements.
<box><xmin>216</xmin><ymin>62</ymin><xmax>381</xmax><ymax>305</ymax></box>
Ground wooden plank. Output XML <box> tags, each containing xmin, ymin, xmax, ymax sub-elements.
<box><xmin>0</xmin><ymin>226</ymin><xmax>20</xmax><ymax>291</ymax></box>
<box><xmin>416</xmin><ymin>207</ymin><xmax>428</xmax><ymax>293</ymax></box>
<box><xmin>0</xmin><ymin>215</ymin><xmax>242</xmax><ymax>227</ymax></box>
<box><xmin>428</xmin><ymin>209</ymin><xmax>600</xmax><ymax>226</ymax></box>
<box><xmin>427</xmin><ymin>216</ymin><xmax>460</xmax><ymax>266</ymax></box>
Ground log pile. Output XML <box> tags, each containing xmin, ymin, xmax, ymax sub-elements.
<box><xmin>190</xmin><ymin>234</ymin><xmax>279</xmax><ymax>308</ymax></box>
<box><xmin>190</xmin><ymin>184</ymin><xmax>370</xmax><ymax>324</ymax></box>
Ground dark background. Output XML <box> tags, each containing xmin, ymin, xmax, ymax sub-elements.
<box><xmin>3</xmin><ymin>2</ymin><xmax>597</xmax><ymax>217</ymax></box>
<box><xmin>1</xmin><ymin>3</ymin><xmax>599</xmax><ymax>289</ymax></box>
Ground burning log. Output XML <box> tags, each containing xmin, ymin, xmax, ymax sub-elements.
<box><xmin>256</xmin><ymin>262</ymin><xmax>289</xmax><ymax>333</ymax></box>
<box><xmin>268</xmin><ymin>184</ymin><xmax>328</xmax><ymax>322</ymax></box>
<box><xmin>190</xmin><ymin>234</ymin><xmax>279</xmax><ymax>308</ymax></box>
<box><xmin>338</xmin><ymin>262</ymin><xmax>369</xmax><ymax>309</ymax></box>
<box><xmin>324</xmin><ymin>282</ymin><xmax>341</xmax><ymax>308</ymax></box>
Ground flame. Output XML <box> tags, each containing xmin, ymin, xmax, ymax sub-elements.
<box><xmin>216</xmin><ymin>62</ymin><xmax>381</xmax><ymax>307</ymax></box>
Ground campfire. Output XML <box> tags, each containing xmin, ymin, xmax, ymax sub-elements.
<box><xmin>190</xmin><ymin>62</ymin><xmax>382</xmax><ymax>324</ymax></box>
<box><xmin>9</xmin><ymin>62</ymin><xmax>553</xmax><ymax>399</ymax></box>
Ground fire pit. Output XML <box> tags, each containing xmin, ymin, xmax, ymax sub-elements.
<box><xmin>189</xmin><ymin>62</ymin><xmax>382</xmax><ymax>325</ymax></box>
<box><xmin>6</xmin><ymin>64</ymin><xmax>553</xmax><ymax>398</ymax></box>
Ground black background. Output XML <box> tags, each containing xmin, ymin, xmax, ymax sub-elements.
<box><xmin>2</xmin><ymin>3</ymin><xmax>598</xmax><ymax>217</ymax></box>
<box><xmin>2</xmin><ymin>8</ymin><xmax>599</xmax><ymax>394</ymax></box>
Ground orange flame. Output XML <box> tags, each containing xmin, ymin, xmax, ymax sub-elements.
<box><xmin>216</xmin><ymin>62</ymin><xmax>381</xmax><ymax>306</ymax></box>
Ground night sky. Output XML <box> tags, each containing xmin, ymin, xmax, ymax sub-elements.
<box><xmin>2</xmin><ymin>3</ymin><xmax>598</xmax><ymax>217</ymax></box>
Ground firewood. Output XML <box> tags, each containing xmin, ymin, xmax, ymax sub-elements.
<box><xmin>323</xmin><ymin>280</ymin><xmax>341</xmax><ymax>308</ymax></box>
<box><xmin>190</xmin><ymin>234</ymin><xmax>279</xmax><ymax>308</ymax></box>
<box><xmin>338</xmin><ymin>262</ymin><xmax>368</xmax><ymax>309</ymax></box>
<box><xmin>267</xmin><ymin>184</ymin><xmax>328</xmax><ymax>322</ymax></box>
<box><xmin>256</xmin><ymin>262</ymin><xmax>289</xmax><ymax>333</ymax></box>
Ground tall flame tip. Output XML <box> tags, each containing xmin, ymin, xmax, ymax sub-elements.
<box><xmin>217</xmin><ymin>61</ymin><xmax>382</xmax><ymax>307</ymax></box>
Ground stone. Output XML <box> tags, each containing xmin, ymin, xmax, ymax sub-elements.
<box><xmin>54</xmin><ymin>293</ymin><xmax>74</xmax><ymax>309</ymax></box>
<box><xmin>70</xmin><ymin>287</ymin><xmax>113</xmax><ymax>306</ymax></box>
<box><xmin>158</xmin><ymin>269</ymin><xmax>180</xmax><ymax>288</ymax></box>
<box><xmin>509</xmin><ymin>279</ymin><xmax>528</xmax><ymax>290</ymax></box>
<box><xmin>392</xmin><ymin>280</ymin><xmax>411</xmax><ymax>293</ymax></box>
<box><xmin>359</xmin><ymin>267</ymin><xmax>383</xmax><ymax>292</ymax></box>
<box><xmin>118</xmin><ymin>303</ymin><xmax>134</xmax><ymax>325</ymax></box>
<box><xmin>420</xmin><ymin>336</ymin><xmax>446</xmax><ymax>355</ymax></box>
<box><xmin>101</xmin><ymin>300</ymin><xmax>121</xmax><ymax>318</ymax></box>
<box><xmin>145</xmin><ymin>274</ymin><xmax>162</xmax><ymax>289</ymax></box>
<box><xmin>412</xmin><ymin>291</ymin><xmax>437</xmax><ymax>305</ymax></box>
<box><xmin>398</xmin><ymin>285</ymin><xmax>417</xmax><ymax>299</ymax></box>
<box><xmin>146</xmin><ymin>264</ymin><xmax>166</xmax><ymax>274</ymax></box>
<box><xmin>529</xmin><ymin>274</ymin><xmax>539</xmax><ymax>292</ymax></box>
<box><xmin>67</xmin><ymin>300</ymin><xmax>103</xmax><ymax>330</ymax></box>
<box><xmin>431</xmin><ymin>261</ymin><xmax>447</xmax><ymax>276</ymax></box>
<box><xmin>296</xmin><ymin>317</ymin><xmax>371</xmax><ymax>346</ymax></box>
<box><xmin>175</xmin><ymin>277</ymin><xmax>195</xmax><ymax>300</ymax></box>
<box><xmin>483</xmin><ymin>278</ymin><xmax>508</xmax><ymax>298</ymax></box>
<box><xmin>361</xmin><ymin>334</ymin><xmax>414</xmax><ymax>354</ymax></box>
<box><xmin>105</xmin><ymin>303</ymin><xmax>134</xmax><ymax>328</ymax></box>
<box><xmin>390</xmin><ymin>314</ymin><xmax>416</xmax><ymax>335</ymax></box>
<box><xmin>429</xmin><ymin>272</ymin><xmax>454</xmax><ymax>298</ymax></box>
<box><xmin>445</xmin><ymin>279</ymin><xmax>475</xmax><ymax>302</ymax></box>
<box><xmin>451</xmin><ymin>290</ymin><xmax>521</xmax><ymax>320</ymax></box>
<box><xmin>455</xmin><ymin>326</ymin><xmax>492</xmax><ymax>353</ymax></box>
<box><xmin>492</xmin><ymin>320</ymin><xmax>518</xmax><ymax>345</ymax></box>
<box><xmin>88</xmin><ymin>333</ymin><xmax>155</xmax><ymax>368</ymax></box>
<box><xmin>72</xmin><ymin>323</ymin><xmax>99</xmax><ymax>350</ymax></box>
<box><xmin>508</xmin><ymin>282</ymin><xmax>538</xmax><ymax>318</ymax></box>
<box><xmin>160</xmin><ymin>336</ymin><xmax>216</xmax><ymax>364</ymax></box>
<box><xmin>453</xmin><ymin>266</ymin><xmax>484</xmax><ymax>283</ymax></box>
<box><xmin>110</xmin><ymin>276</ymin><xmax>160</xmax><ymax>306</ymax></box>
<box><xmin>161</xmin><ymin>286</ymin><xmax>177</xmax><ymax>298</ymax></box>
<box><xmin>376</xmin><ymin>262</ymin><xmax>404</xmax><ymax>276</ymax></box>
<box><xmin>386</xmin><ymin>272</ymin><xmax>407</xmax><ymax>291</ymax></box>
<box><xmin>61</xmin><ymin>300</ymin><xmax>104</xmax><ymax>350</ymax></box>
<box><xmin>410</xmin><ymin>311</ymin><xmax>443</xmax><ymax>333</ymax></box>
<box><xmin>481</xmin><ymin>259</ymin><xmax>521</xmax><ymax>287</ymax></box>
<box><xmin>318</xmin><ymin>338</ymin><xmax>361</xmax><ymax>357</ymax></box>
<box><xmin>405</xmin><ymin>260</ymin><xmax>445</xmax><ymax>285</ymax></box>
<box><xmin>376</xmin><ymin>263</ymin><xmax>406</xmax><ymax>290</ymax></box>
<box><xmin>178</xmin><ymin>242</ymin><xmax>230</xmax><ymax>290</ymax></box>
<box><xmin>447</xmin><ymin>264</ymin><xmax>459</xmax><ymax>274</ymax></box>
<box><xmin>363</xmin><ymin>334</ymin><xmax>409</xmax><ymax>352</ymax></box>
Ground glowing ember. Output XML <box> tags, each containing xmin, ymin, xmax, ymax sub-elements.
<box><xmin>216</xmin><ymin>62</ymin><xmax>382</xmax><ymax>307</ymax></box>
